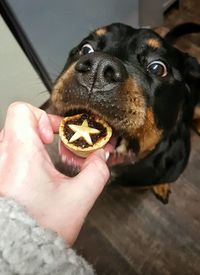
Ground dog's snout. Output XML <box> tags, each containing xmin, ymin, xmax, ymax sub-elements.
<box><xmin>75</xmin><ymin>53</ymin><xmax>128</xmax><ymax>90</ymax></box>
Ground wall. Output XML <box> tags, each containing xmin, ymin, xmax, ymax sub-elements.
<box><xmin>0</xmin><ymin>16</ymin><xmax>48</xmax><ymax>127</ymax></box>
<box><xmin>7</xmin><ymin>0</ymin><xmax>139</xmax><ymax>81</ymax></box>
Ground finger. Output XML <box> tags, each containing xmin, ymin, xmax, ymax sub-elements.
<box><xmin>37</xmin><ymin>111</ymin><xmax>55</xmax><ymax>144</ymax></box>
<box><xmin>4</xmin><ymin>102</ymin><xmax>54</xmax><ymax>144</ymax></box>
<box><xmin>4</xmin><ymin>102</ymin><xmax>38</xmax><ymax>141</ymax></box>
<box><xmin>73</xmin><ymin>149</ymin><xmax>110</xmax><ymax>202</ymax></box>
<box><xmin>0</xmin><ymin>128</ymin><xmax>4</xmax><ymax>142</ymax></box>
<box><xmin>38</xmin><ymin>113</ymin><xmax>64</xmax><ymax>143</ymax></box>
<box><xmin>48</xmin><ymin>114</ymin><xmax>63</xmax><ymax>134</ymax></box>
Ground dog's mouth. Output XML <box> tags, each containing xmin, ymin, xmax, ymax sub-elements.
<box><xmin>58</xmin><ymin>108</ymin><xmax>136</xmax><ymax>170</ymax></box>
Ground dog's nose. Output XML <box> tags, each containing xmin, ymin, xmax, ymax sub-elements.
<box><xmin>75</xmin><ymin>53</ymin><xmax>128</xmax><ymax>90</ymax></box>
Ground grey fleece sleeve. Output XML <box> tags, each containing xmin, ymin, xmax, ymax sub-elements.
<box><xmin>0</xmin><ymin>198</ymin><xmax>95</xmax><ymax>275</ymax></box>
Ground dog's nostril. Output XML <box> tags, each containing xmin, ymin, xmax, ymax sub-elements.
<box><xmin>75</xmin><ymin>59</ymin><xmax>91</xmax><ymax>73</ymax></box>
<box><xmin>75</xmin><ymin>53</ymin><xmax>128</xmax><ymax>90</ymax></box>
<box><xmin>103</xmin><ymin>65</ymin><xmax>124</xmax><ymax>83</ymax></box>
<box><xmin>104</xmin><ymin>65</ymin><xmax>115</xmax><ymax>82</ymax></box>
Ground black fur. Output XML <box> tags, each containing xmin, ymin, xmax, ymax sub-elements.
<box><xmin>165</xmin><ymin>22</ymin><xmax>200</xmax><ymax>44</ymax></box>
<box><xmin>52</xmin><ymin>23</ymin><xmax>200</xmax><ymax>201</ymax></box>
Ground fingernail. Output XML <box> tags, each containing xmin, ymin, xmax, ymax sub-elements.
<box><xmin>99</xmin><ymin>149</ymin><xmax>110</xmax><ymax>161</ymax></box>
<box><xmin>96</xmin><ymin>149</ymin><xmax>110</xmax><ymax>162</ymax></box>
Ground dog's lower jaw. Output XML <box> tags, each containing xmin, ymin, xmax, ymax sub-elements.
<box><xmin>59</xmin><ymin>135</ymin><xmax>137</xmax><ymax>172</ymax></box>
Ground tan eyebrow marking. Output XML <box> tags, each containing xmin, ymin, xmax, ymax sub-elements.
<box><xmin>146</xmin><ymin>38</ymin><xmax>160</xmax><ymax>49</ymax></box>
<box><xmin>96</xmin><ymin>28</ymin><xmax>107</xmax><ymax>36</ymax></box>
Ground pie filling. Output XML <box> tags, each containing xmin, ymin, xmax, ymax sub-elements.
<box><xmin>63</xmin><ymin>113</ymin><xmax>108</xmax><ymax>148</ymax></box>
<box><xmin>58</xmin><ymin>111</ymin><xmax>136</xmax><ymax>168</ymax></box>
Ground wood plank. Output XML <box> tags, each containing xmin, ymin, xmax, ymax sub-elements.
<box><xmin>47</xmin><ymin>134</ymin><xmax>200</xmax><ymax>274</ymax></box>
<box><xmin>86</xmin><ymin>167</ymin><xmax>200</xmax><ymax>274</ymax></box>
<box><xmin>74</xmin><ymin>221</ymin><xmax>137</xmax><ymax>275</ymax></box>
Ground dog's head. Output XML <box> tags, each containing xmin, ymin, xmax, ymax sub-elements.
<box><xmin>51</xmin><ymin>23</ymin><xmax>196</xmax><ymax>167</ymax></box>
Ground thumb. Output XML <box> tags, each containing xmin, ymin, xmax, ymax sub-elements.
<box><xmin>3</xmin><ymin>102</ymin><xmax>52</xmax><ymax>144</ymax></box>
<box><xmin>74</xmin><ymin>149</ymin><xmax>110</xmax><ymax>201</ymax></box>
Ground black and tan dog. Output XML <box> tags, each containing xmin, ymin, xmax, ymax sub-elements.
<box><xmin>51</xmin><ymin>23</ymin><xmax>200</xmax><ymax>203</ymax></box>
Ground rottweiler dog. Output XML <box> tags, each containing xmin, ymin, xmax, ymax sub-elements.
<box><xmin>51</xmin><ymin>23</ymin><xmax>200</xmax><ymax>203</ymax></box>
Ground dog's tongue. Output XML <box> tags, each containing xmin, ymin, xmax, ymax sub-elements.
<box><xmin>59</xmin><ymin>136</ymin><xmax>117</xmax><ymax>168</ymax></box>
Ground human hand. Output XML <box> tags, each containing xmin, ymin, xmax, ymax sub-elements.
<box><xmin>0</xmin><ymin>102</ymin><xmax>109</xmax><ymax>246</ymax></box>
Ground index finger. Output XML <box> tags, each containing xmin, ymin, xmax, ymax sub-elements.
<box><xmin>48</xmin><ymin>114</ymin><xmax>63</xmax><ymax>134</ymax></box>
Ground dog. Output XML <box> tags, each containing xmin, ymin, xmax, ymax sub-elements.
<box><xmin>51</xmin><ymin>22</ymin><xmax>200</xmax><ymax>204</ymax></box>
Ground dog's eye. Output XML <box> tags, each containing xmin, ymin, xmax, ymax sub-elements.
<box><xmin>147</xmin><ymin>61</ymin><xmax>167</xmax><ymax>77</ymax></box>
<box><xmin>80</xmin><ymin>44</ymin><xmax>94</xmax><ymax>55</ymax></box>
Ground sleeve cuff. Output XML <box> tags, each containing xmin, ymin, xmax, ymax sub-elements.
<box><xmin>0</xmin><ymin>197</ymin><xmax>94</xmax><ymax>275</ymax></box>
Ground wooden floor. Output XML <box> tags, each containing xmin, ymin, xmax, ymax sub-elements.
<box><xmin>48</xmin><ymin>1</ymin><xmax>200</xmax><ymax>274</ymax></box>
<box><xmin>74</xmin><ymin>132</ymin><xmax>200</xmax><ymax>275</ymax></box>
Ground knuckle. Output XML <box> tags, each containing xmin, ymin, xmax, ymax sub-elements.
<box><xmin>8</xmin><ymin>101</ymin><xmax>29</xmax><ymax>114</ymax></box>
<box><xmin>9</xmin><ymin>101</ymin><xmax>26</xmax><ymax>109</ymax></box>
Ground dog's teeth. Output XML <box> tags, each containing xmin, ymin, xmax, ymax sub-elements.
<box><xmin>116</xmin><ymin>138</ymin><xmax>128</xmax><ymax>154</ymax></box>
<box><xmin>105</xmin><ymin>151</ymin><xmax>110</xmax><ymax>161</ymax></box>
<box><xmin>61</xmin><ymin>155</ymin><xmax>67</xmax><ymax>163</ymax></box>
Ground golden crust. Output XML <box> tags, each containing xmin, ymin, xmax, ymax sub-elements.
<box><xmin>59</xmin><ymin>114</ymin><xmax>112</xmax><ymax>158</ymax></box>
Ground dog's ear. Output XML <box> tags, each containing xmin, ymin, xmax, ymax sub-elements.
<box><xmin>183</xmin><ymin>53</ymin><xmax>200</xmax><ymax>80</ymax></box>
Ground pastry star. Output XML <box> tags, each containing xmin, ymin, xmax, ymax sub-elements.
<box><xmin>68</xmin><ymin>119</ymin><xmax>100</xmax><ymax>145</ymax></box>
